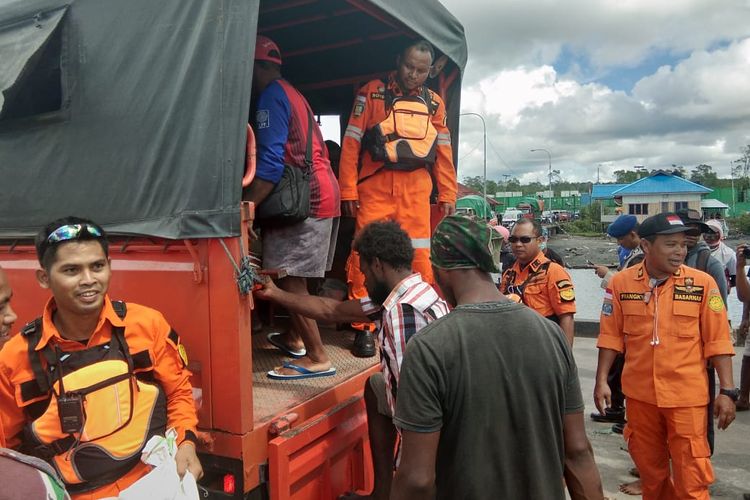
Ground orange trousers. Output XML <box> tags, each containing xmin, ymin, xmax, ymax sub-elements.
<box><xmin>625</xmin><ymin>398</ymin><xmax>714</xmax><ymax>500</ymax></box>
<box><xmin>346</xmin><ymin>170</ymin><xmax>434</xmax><ymax>301</ymax></box>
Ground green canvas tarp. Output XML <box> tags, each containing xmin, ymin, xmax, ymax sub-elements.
<box><xmin>0</xmin><ymin>0</ymin><xmax>465</xmax><ymax>239</ymax></box>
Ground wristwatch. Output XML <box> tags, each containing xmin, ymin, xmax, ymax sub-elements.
<box><xmin>719</xmin><ymin>388</ymin><xmax>740</xmax><ymax>402</ymax></box>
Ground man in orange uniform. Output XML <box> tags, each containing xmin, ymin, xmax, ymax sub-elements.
<box><xmin>339</xmin><ymin>39</ymin><xmax>457</xmax><ymax>354</ymax></box>
<box><xmin>499</xmin><ymin>219</ymin><xmax>576</xmax><ymax>344</ymax></box>
<box><xmin>594</xmin><ymin>213</ymin><xmax>737</xmax><ymax>500</ymax></box>
<box><xmin>0</xmin><ymin>217</ymin><xmax>202</xmax><ymax>498</ymax></box>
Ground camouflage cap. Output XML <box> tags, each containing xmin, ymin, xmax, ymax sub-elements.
<box><xmin>430</xmin><ymin>215</ymin><xmax>500</xmax><ymax>273</ymax></box>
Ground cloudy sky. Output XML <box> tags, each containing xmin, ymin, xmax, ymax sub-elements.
<box><xmin>440</xmin><ymin>0</ymin><xmax>750</xmax><ymax>186</ymax></box>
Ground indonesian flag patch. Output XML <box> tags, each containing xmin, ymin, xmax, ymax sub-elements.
<box><xmin>666</xmin><ymin>215</ymin><xmax>683</xmax><ymax>226</ymax></box>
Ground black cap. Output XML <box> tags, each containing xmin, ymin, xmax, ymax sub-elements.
<box><xmin>675</xmin><ymin>208</ymin><xmax>710</xmax><ymax>233</ymax></box>
<box><xmin>638</xmin><ymin>212</ymin><xmax>701</xmax><ymax>238</ymax></box>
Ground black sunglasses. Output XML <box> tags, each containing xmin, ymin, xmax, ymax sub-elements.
<box><xmin>508</xmin><ymin>236</ymin><xmax>534</xmax><ymax>244</ymax></box>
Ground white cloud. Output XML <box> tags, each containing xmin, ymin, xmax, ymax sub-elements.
<box><xmin>445</xmin><ymin>0</ymin><xmax>750</xmax><ymax>184</ymax></box>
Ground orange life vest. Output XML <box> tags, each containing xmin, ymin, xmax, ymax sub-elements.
<box><xmin>17</xmin><ymin>302</ymin><xmax>166</xmax><ymax>494</ymax></box>
<box><xmin>362</xmin><ymin>83</ymin><xmax>438</xmax><ymax>172</ymax></box>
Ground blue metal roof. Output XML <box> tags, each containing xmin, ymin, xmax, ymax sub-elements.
<box><xmin>613</xmin><ymin>172</ymin><xmax>712</xmax><ymax>195</ymax></box>
<box><xmin>591</xmin><ymin>184</ymin><xmax>629</xmax><ymax>199</ymax></box>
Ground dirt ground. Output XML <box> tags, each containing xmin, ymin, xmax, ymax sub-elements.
<box><xmin>547</xmin><ymin>232</ymin><xmax>749</xmax><ymax>269</ymax></box>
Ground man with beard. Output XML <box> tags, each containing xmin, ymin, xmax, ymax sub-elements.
<box><xmin>255</xmin><ymin>220</ymin><xmax>448</xmax><ymax>500</ymax></box>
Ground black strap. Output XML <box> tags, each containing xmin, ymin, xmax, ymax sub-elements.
<box><xmin>22</xmin><ymin>301</ymin><xmax>129</xmax><ymax>399</ymax></box>
<box><xmin>304</xmin><ymin>107</ymin><xmax>314</xmax><ymax>172</ymax></box>
<box><xmin>22</xmin><ymin>319</ymin><xmax>50</xmax><ymax>395</ymax></box>
<box><xmin>505</xmin><ymin>262</ymin><xmax>551</xmax><ymax>298</ymax></box>
<box><xmin>111</xmin><ymin>300</ymin><xmax>127</xmax><ymax>320</ymax></box>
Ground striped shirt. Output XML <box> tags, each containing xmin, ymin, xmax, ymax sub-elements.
<box><xmin>360</xmin><ymin>273</ymin><xmax>449</xmax><ymax>414</ymax></box>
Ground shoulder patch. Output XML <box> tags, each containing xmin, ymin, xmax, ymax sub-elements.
<box><xmin>708</xmin><ymin>295</ymin><xmax>724</xmax><ymax>312</ymax></box>
<box><xmin>601</xmin><ymin>302</ymin><xmax>613</xmax><ymax>316</ymax></box>
<box><xmin>166</xmin><ymin>329</ymin><xmax>188</xmax><ymax>367</ymax></box>
<box><xmin>559</xmin><ymin>288</ymin><xmax>575</xmax><ymax>302</ymax></box>
<box><xmin>556</xmin><ymin>279</ymin><xmax>573</xmax><ymax>289</ymax></box>
<box><xmin>256</xmin><ymin>109</ymin><xmax>270</xmax><ymax>129</ymax></box>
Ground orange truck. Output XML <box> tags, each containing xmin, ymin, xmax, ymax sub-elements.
<box><xmin>0</xmin><ymin>0</ymin><xmax>466</xmax><ymax>498</ymax></box>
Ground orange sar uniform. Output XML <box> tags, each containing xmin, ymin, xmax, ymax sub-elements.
<box><xmin>0</xmin><ymin>296</ymin><xmax>198</xmax><ymax>499</ymax></box>
<box><xmin>499</xmin><ymin>250</ymin><xmax>576</xmax><ymax>322</ymax></box>
<box><xmin>339</xmin><ymin>72</ymin><xmax>457</xmax><ymax>298</ymax></box>
<box><xmin>598</xmin><ymin>263</ymin><xmax>734</xmax><ymax>500</ymax></box>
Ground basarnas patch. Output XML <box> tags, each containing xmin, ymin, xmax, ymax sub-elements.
<box><xmin>601</xmin><ymin>302</ymin><xmax>613</xmax><ymax>316</ymax></box>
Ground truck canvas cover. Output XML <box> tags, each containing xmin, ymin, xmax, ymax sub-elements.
<box><xmin>0</xmin><ymin>0</ymin><xmax>465</xmax><ymax>239</ymax></box>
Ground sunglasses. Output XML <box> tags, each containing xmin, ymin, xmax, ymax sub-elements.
<box><xmin>46</xmin><ymin>224</ymin><xmax>103</xmax><ymax>244</ymax></box>
<box><xmin>508</xmin><ymin>236</ymin><xmax>535</xmax><ymax>244</ymax></box>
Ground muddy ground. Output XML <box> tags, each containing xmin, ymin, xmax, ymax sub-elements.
<box><xmin>547</xmin><ymin>232</ymin><xmax>749</xmax><ymax>269</ymax></box>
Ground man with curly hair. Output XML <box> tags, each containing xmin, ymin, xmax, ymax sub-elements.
<box><xmin>256</xmin><ymin>220</ymin><xmax>449</xmax><ymax>500</ymax></box>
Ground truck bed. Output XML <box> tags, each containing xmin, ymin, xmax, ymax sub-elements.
<box><xmin>252</xmin><ymin>325</ymin><xmax>378</xmax><ymax>425</ymax></box>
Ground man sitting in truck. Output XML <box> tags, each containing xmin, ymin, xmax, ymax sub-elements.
<box><xmin>0</xmin><ymin>217</ymin><xmax>202</xmax><ymax>498</ymax></box>
<box><xmin>255</xmin><ymin>220</ymin><xmax>449</xmax><ymax>500</ymax></box>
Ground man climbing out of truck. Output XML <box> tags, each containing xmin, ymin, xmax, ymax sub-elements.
<box><xmin>338</xmin><ymin>39</ymin><xmax>457</xmax><ymax>358</ymax></box>
<box><xmin>0</xmin><ymin>217</ymin><xmax>202</xmax><ymax>498</ymax></box>
<box><xmin>391</xmin><ymin>215</ymin><xmax>602</xmax><ymax>499</ymax></box>
<box><xmin>255</xmin><ymin>220</ymin><xmax>449</xmax><ymax>500</ymax></box>
<box><xmin>244</xmin><ymin>35</ymin><xmax>342</xmax><ymax>379</ymax></box>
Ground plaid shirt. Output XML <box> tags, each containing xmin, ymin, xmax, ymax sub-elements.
<box><xmin>360</xmin><ymin>273</ymin><xmax>449</xmax><ymax>414</ymax></box>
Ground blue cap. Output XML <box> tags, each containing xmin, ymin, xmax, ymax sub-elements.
<box><xmin>607</xmin><ymin>215</ymin><xmax>638</xmax><ymax>238</ymax></box>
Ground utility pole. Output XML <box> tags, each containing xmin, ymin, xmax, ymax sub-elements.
<box><xmin>531</xmin><ymin>148</ymin><xmax>552</xmax><ymax>211</ymax></box>
<box><xmin>460</xmin><ymin>113</ymin><xmax>487</xmax><ymax>217</ymax></box>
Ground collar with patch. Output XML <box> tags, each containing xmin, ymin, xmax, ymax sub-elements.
<box><xmin>518</xmin><ymin>251</ymin><xmax>549</xmax><ymax>273</ymax></box>
<box><xmin>632</xmin><ymin>262</ymin><xmax>684</xmax><ymax>283</ymax></box>
<box><xmin>36</xmin><ymin>295</ymin><xmax>123</xmax><ymax>351</ymax></box>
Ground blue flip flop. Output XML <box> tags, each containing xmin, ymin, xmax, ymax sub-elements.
<box><xmin>267</xmin><ymin>361</ymin><xmax>337</xmax><ymax>380</ymax></box>
<box><xmin>267</xmin><ymin>332</ymin><xmax>306</xmax><ymax>358</ymax></box>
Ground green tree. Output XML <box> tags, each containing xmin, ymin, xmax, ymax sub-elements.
<box><xmin>732</xmin><ymin>145</ymin><xmax>750</xmax><ymax>179</ymax></box>
<box><xmin>461</xmin><ymin>175</ymin><xmax>484</xmax><ymax>193</ymax></box>
<box><xmin>461</xmin><ymin>176</ymin><xmax>497</xmax><ymax>196</ymax></box>
<box><xmin>689</xmin><ymin>164</ymin><xmax>718</xmax><ymax>187</ymax></box>
<box><xmin>613</xmin><ymin>170</ymin><xmax>641</xmax><ymax>183</ymax></box>
<box><xmin>670</xmin><ymin>165</ymin><xmax>686</xmax><ymax>178</ymax></box>
<box><xmin>505</xmin><ymin>177</ymin><xmax>521</xmax><ymax>192</ymax></box>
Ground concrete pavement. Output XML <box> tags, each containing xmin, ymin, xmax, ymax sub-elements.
<box><xmin>573</xmin><ymin>337</ymin><xmax>750</xmax><ymax>499</ymax></box>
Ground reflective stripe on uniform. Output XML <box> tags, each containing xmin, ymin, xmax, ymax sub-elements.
<box><xmin>437</xmin><ymin>132</ymin><xmax>452</xmax><ymax>146</ymax></box>
<box><xmin>411</xmin><ymin>238</ymin><xmax>431</xmax><ymax>249</ymax></box>
<box><xmin>344</xmin><ymin>125</ymin><xmax>363</xmax><ymax>142</ymax></box>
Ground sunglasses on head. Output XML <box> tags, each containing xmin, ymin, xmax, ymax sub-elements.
<box><xmin>508</xmin><ymin>236</ymin><xmax>534</xmax><ymax>244</ymax></box>
<box><xmin>46</xmin><ymin>224</ymin><xmax>103</xmax><ymax>244</ymax></box>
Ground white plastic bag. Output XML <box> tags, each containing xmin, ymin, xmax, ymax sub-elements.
<box><xmin>108</xmin><ymin>429</ymin><xmax>199</xmax><ymax>500</ymax></box>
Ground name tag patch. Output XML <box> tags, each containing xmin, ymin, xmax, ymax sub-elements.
<box><xmin>620</xmin><ymin>292</ymin><xmax>645</xmax><ymax>301</ymax></box>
